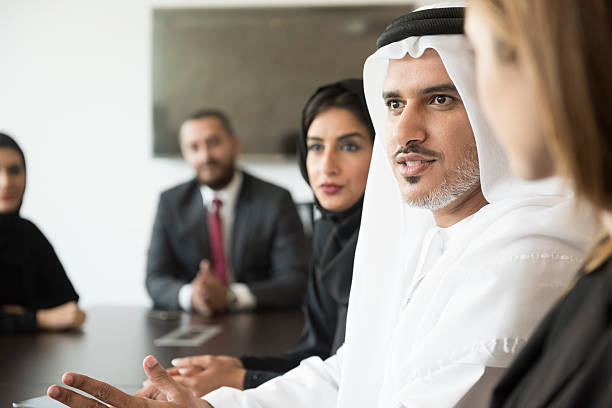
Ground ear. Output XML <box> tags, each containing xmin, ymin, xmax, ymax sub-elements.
<box><xmin>179</xmin><ymin>143</ymin><xmax>188</xmax><ymax>161</ymax></box>
<box><xmin>178</xmin><ymin>127</ymin><xmax>188</xmax><ymax>159</ymax></box>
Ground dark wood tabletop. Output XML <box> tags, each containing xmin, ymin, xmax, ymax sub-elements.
<box><xmin>0</xmin><ymin>305</ymin><xmax>304</xmax><ymax>405</ymax></box>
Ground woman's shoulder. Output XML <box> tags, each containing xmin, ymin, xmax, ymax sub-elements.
<box><xmin>16</xmin><ymin>217</ymin><xmax>45</xmax><ymax>235</ymax></box>
<box><xmin>9</xmin><ymin>217</ymin><xmax>51</xmax><ymax>248</ymax></box>
<box><xmin>571</xmin><ymin>257</ymin><xmax>612</xmax><ymax>305</ymax></box>
<box><xmin>539</xmin><ymin>256</ymin><xmax>612</xmax><ymax>344</ymax></box>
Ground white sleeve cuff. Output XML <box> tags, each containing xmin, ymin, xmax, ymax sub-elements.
<box><xmin>228</xmin><ymin>283</ymin><xmax>257</xmax><ymax>311</ymax></box>
<box><xmin>203</xmin><ymin>387</ymin><xmax>247</xmax><ymax>407</ymax></box>
<box><xmin>178</xmin><ymin>283</ymin><xmax>193</xmax><ymax>311</ymax></box>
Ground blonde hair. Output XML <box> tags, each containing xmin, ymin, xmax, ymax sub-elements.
<box><xmin>469</xmin><ymin>0</ymin><xmax>612</xmax><ymax>270</ymax></box>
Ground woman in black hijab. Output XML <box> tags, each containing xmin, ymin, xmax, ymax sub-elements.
<box><xmin>0</xmin><ymin>133</ymin><xmax>86</xmax><ymax>334</ymax></box>
<box><xmin>159</xmin><ymin>79</ymin><xmax>375</xmax><ymax>396</ymax></box>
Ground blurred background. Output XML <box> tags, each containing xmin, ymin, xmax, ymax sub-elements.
<box><xmin>0</xmin><ymin>0</ymin><xmax>435</xmax><ymax>307</ymax></box>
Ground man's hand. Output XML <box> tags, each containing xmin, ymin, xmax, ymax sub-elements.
<box><xmin>47</xmin><ymin>355</ymin><xmax>214</xmax><ymax>408</ymax></box>
<box><xmin>172</xmin><ymin>355</ymin><xmax>245</xmax><ymax>397</ymax></box>
<box><xmin>191</xmin><ymin>267</ymin><xmax>213</xmax><ymax>316</ymax></box>
<box><xmin>191</xmin><ymin>260</ymin><xmax>227</xmax><ymax>316</ymax></box>
<box><xmin>199</xmin><ymin>260</ymin><xmax>228</xmax><ymax>313</ymax></box>
<box><xmin>36</xmin><ymin>301</ymin><xmax>86</xmax><ymax>331</ymax></box>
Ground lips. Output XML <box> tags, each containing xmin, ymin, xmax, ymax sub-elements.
<box><xmin>395</xmin><ymin>153</ymin><xmax>436</xmax><ymax>178</ymax></box>
<box><xmin>320</xmin><ymin>183</ymin><xmax>343</xmax><ymax>195</ymax></box>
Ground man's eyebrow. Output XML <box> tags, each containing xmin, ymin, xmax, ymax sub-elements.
<box><xmin>418</xmin><ymin>83</ymin><xmax>458</xmax><ymax>96</ymax></box>
<box><xmin>382</xmin><ymin>91</ymin><xmax>401</xmax><ymax>99</ymax></box>
<box><xmin>382</xmin><ymin>84</ymin><xmax>458</xmax><ymax>99</ymax></box>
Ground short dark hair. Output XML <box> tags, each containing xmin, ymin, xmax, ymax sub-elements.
<box><xmin>184</xmin><ymin>109</ymin><xmax>234</xmax><ymax>135</ymax></box>
<box><xmin>0</xmin><ymin>132</ymin><xmax>26</xmax><ymax>169</ymax></box>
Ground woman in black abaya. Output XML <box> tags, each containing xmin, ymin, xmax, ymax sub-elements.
<box><xmin>0</xmin><ymin>133</ymin><xmax>85</xmax><ymax>334</ymax></box>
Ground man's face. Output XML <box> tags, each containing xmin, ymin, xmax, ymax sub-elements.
<box><xmin>180</xmin><ymin>117</ymin><xmax>239</xmax><ymax>190</ymax></box>
<box><xmin>383</xmin><ymin>49</ymin><xmax>480</xmax><ymax>210</ymax></box>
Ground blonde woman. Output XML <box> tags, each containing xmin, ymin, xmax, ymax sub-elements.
<box><xmin>466</xmin><ymin>1</ymin><xmax>612</xmax><ymax>406</ymax></box>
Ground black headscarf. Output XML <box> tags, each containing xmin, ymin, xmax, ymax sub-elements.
<box><xmin>0</xmin><ymin>133</ymin><xmax>26</xmax><ymax>219</ymax></box>
<box><xmin>0</xmin><ymin>133</ymin><xmax>79</xmax><ymax>333</ymax></box>
<box><xmin>297</xmin><ymin>79</ymin><xmax>374</xmax><ymax>305</ymax></box>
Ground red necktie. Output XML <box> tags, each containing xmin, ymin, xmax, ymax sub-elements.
<box><xmin>208</xmin><ymin>198</ymin><xmax>228</xmax><ymax>285</ymax></box>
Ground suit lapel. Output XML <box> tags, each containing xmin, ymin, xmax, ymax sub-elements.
<box><xmin>180</xmin><ymin>180</ymin><xmax>210</xmax><ymax>258</ymax></box>
<box><xmin>231</xmin><ymin>173</ymin><xmax>252</xmax><ymax>280</ymax></box>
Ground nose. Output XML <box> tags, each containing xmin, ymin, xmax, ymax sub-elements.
<box><xmin>389</xmin><ymin>103</ymin><xmax>426</xmax><ymax>147</ymax></box>
<box><xmin>321</xmin><ymin>148</ymin><xmax>340</xmax><ymax>176</ymax></box>
<box><xmin>196</xmin><ymin>145</ymin><xmax>211</xmax><ymax>163</ymax></box>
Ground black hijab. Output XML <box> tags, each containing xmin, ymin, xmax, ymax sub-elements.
<box><xmin>297</xmin><ymin>79</ymin><xmax>374</xmax><ymax>304</ymax></box>
<box><xmin>0</xmin><ymin>133</ymin><xmax>78</xmax><ymax>332</ymax></box>
<box><xmin>0</xmin><ymin>133</ymin><xmax>27</xmax><ymax>245</ymax></box>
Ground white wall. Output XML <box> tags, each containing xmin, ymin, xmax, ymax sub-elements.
<box><xmin>0</xmin><ymin>0</ymin><xmax>428</xmax><ymax>307</ymax></box>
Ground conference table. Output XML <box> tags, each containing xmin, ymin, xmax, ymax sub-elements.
<box><xmin>0</xmin><ymin>306</ymin><xmax>304</xmax><ymax>406</ymax></box>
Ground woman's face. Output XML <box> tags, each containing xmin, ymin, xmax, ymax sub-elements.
<box><xmin>0</xmin><ymin>148</ymin><xmax>26</xmax><ymax>213</ymax></box>
<box><xmin>465</xmin><ymin>9</ymin><xmax>555</xmax><ymax>180</ymax></box>
<box><xmin>306</xmin><ymin>107</ymin><xmax>374</xmax><ymax>212</ymax></box>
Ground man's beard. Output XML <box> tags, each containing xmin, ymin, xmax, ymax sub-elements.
<box><xmin>404</xmin><ymin>146</ymin><xmax>480</xmax><ymax>211</ymax></box>
<box><xmin>198</xmin><ymin>160</ymin><xmax>236</xmax><ymax>190</ymax></box>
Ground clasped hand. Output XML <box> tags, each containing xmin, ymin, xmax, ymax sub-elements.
<box><xmin>190</xmin><ymin>260</ymin><xmax>227</xmax><ymax>316</ymax></box>
<box><xmin>142</xmin><ymin>355</ymin><xmax>245</xmax><ymax>397</ymax></box>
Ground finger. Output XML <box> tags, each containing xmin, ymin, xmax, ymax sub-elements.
<box><xmin>172</xmin><ymin>355</ymin><xmax>212</xmax><ymax>369</ymax></box>
<box><xmin>177</xmin><ymin>366</ymin><xmax>203</xmax><ymax>376</ymax></box>
<box><xmin>171</xmin><ymin>374</ymin><xmax>186</xmax><ymax>384</ymax></box>
<box><xmin>132</xmin><ymin>384</ymin><xmax>161</xmax><ymax>399</ymax></box>
<box><xmin>199</xmin><ymin>259</ymin><xmax>211</xmax><ymax>271</ymax></box>
<box><xmin>74</xmin><ymin>310</ymin><xmax>86</xmax><ymax>327</ymax></box>
<box><xmin>143</xmin><ymin>355</ymin><xmax>181</xmax><ymax>396</ymax></box>
<box><xmin>192</xmin><ymin>270</ymin><xmax>206</xmax><ymax>285</ymax></box>
<box><xmin>60</xmin><ymin>373</ymin><xmax>137</xmax><ymax>408</ymax></box>
<box><xmin>199</xmin><ymin>303</ymin><xmax>213</xmax><ymax>317</ymax></box>
<box><xmin>170</xmin><ymin>375</ymin><xmax>195</xmax><ymax>390</ymax></box>
<box><xmin>48</xmin><ymin>385</ymin><xmax>108</xmax><ymax>408</ymax></box>
<box><xmin>166</xmin><ymin>367</ymin><xmax>181</xmax><ymax>376</ymax></box>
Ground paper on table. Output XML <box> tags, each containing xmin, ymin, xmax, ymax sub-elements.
<box><xmin>14</xmin><ymin>396</ymin><xmax>67</xmax><ymax>408</ymax></box>
<box><xmin>14</xmin><ymin>387</ymin><xmax>108</xmax><ymax>408</ymax></box>
<box><xmin>153</xmin><ymin>324</ymin><xmax>222</xmax><ymax>347</ymax></box>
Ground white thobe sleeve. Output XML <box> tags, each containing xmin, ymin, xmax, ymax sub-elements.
<box><xmin>392</xmin><ymin>364</ymin><xmax>506</xmax><ymax>407</ymax></box>
<box><xmin>203</xmin><ymin>350</ymin><xmax>342</xmax><ymax>408</ymax></box>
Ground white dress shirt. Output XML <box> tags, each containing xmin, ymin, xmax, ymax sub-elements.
<box><xmin>178</xmin><ymin>171</ymin><xmax>257</xmax><ymax>311</ymax></box>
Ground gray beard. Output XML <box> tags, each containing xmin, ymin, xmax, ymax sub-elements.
<box><xmin>404</xmin><ymin>147</ymin><xmax>481</xmax><ymax>211</ymax></box>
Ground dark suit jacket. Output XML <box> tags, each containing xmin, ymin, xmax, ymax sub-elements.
<box><xmin>146</xmin><ymin>171</ymin><xmax>308</xmax><ymax>310</ymax></box>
